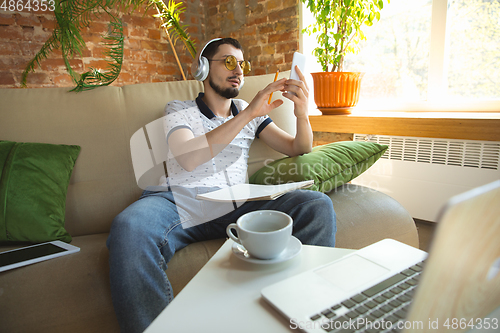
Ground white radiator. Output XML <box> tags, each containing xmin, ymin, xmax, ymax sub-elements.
<box><xmin>352</xmin><ymin>134</ymin><xmax>500</xmax><ymax>222</ymax></box>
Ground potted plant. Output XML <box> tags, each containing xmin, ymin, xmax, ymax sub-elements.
<box><xmin>301</xmin><ymin>0</ymin><xmax>389</xmax><ymax>113</ymax></box>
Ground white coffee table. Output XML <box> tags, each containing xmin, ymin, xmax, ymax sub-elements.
<box><xmin>145</xmin><ymin>239</ymin><xmax>354</xmax><ymax>333</ymax></box>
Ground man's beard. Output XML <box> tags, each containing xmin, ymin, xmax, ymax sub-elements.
<box><xmin>209</xmin><ymin>76</ymin><xmax>240</xmax><ymax>99</ymax></box>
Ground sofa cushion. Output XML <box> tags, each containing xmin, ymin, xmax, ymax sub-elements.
<box><xmin>249</xmin><ymin>141</ymin><xmax>388</xmax><ymax>192</ymax></box>
<box><xmin>0</xmin><ymin>233</ymin><xmax>119</xmax><ymax>333</ymax></box>
<box><xmin>0</xmin><ymin>141</ymin><xmax>80</xmax><ymax>243</ymax></box>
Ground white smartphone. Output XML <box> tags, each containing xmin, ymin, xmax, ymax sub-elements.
<box><xmin>290</xmin><ymin>52</ymin><xmax>307</xmax><ymax>80</ymax></box>
<box><xmin>0</xmin><ymin>241</ymin><xmax>80</xmax><ymax>272</ymax></box>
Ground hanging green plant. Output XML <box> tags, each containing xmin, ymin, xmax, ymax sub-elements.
<box><xmin>69</xmin><ymin>19</ymin><xmax>124</xmax><ymax>92</ymax></box>
<box><xmin>150</xmin><ymin>0</ymin><xmax>197</xmax><ymax>80</ymax></box>
<box><xmin>152</xmin><ymin>0</ymin><xmax>196</xmax><ymax>58</ymax></box>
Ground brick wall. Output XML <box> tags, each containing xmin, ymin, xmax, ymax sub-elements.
<box><xmin>0</xmin><ymin>0</ymin><xmax>299</xmax><ymax>89</ymax></box>
<box><xmin>205</xmin><ymin>0</ymin><xmax>299</xmax><ymax>76</ymax></box>
<box><xmin>0</xmin><ymin>1</ymin><xmax>204</xmax><ymax>88</ymax></box>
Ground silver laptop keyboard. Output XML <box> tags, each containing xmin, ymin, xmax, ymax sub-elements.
<box><xmin>309</xmin><ymin>262</ymin><xmax>424</xmax><ymax>333</ymax></box>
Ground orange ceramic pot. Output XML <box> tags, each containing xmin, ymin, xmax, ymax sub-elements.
<box><xmin>310</xmin><ymin>72</ymin><xmax>364</xmax><ymax>111</ymax></box>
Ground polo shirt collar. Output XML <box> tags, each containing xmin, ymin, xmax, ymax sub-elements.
<box><xmin>195</xmin><ymin>93</ymin><xmax>239</xmax><ymax>119</ymax></box>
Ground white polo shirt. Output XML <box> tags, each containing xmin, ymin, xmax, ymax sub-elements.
<box><xmin>161</xmin><ymin>93</ymin><xmax>272</xmax><ymax>188</ymax></box>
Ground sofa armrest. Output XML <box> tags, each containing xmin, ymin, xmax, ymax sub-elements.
<box><xmin>327</xmin><ymin>184</ymin><xmax>419</xmax><ymax>249</ymax></box>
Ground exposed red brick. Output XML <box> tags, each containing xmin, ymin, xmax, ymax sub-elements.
<box><xmin>0</xmin><ymin>25</ymin><xmax>24</xmax><ymax>39</ymax></box>
<box><xmin>15</xmin><ymin>13</ymin><xmax>42</xmax><ymax>27</ymax></box>
<box><xmin>148</xmin><ymin>29</ymin><xmax>161</xmax><ymax>40</ymax></box>
<box><xmin>126</xmin><ymin>38</ymin><xmax>142</xmax><ymax>50</ymax></box>
<box><xmin>85</xmin><ymin>33</ymin><xmax>108</xmax><ymax>45</ymax></box>
<box><xmin>247</xmin><ymin>16</ymin><xmax>267</xmax><ymax>26</ymax></box>
<box><xmin>258</xmin><ymin>25</ymin><xmax>274</xmax><ymax>35</ymax></box>
<box><xmin>284</xmin><ymin>52</ymin><xmax>294</xmax><ymax>63</ymax></box>
<box><xmin>0</xmin><ymin>0</ymin><xmax>300</xmax><ymax>87</ymax></box>
<box><xmin>151</xmin><ymin>76</ymin><xmax>166</xmax><ymax>83</ymax></box>
<box><xmin>277</xmin><ymin>41</ymin><xmax>298</xmax><ymax>54</ymax></box>
<box><xmin>156</xmin><ymin>64</ymin><xmax>178</xmax><ymax>76</ymax></box>
<box><xmin>253</xmin><ymin>68</ymin><xmax>267</xmax><ymax>76</ymax></box>
<box><xmin>53</xmin><ymin>74</ymin><xmax>74</xmax><ymax>86</ymax></box>
<box><xmin>51</xmin><ymin>48</ymin><xmax>62</xmax><ymax>56</ymax></box>
<box><xmin>273</xmin><ymin>55</ymin><xmax>284</xmax><ymax>65</ymax></box>
<box><xmin>37</xmin><ymin>58</ymin><xmax>65</xmax><ymax>71</ymax></box>
<box><xmin>186</xmin><ymin>25</ymin><xmax>198</xmax><ymax>34</ymax></box>
<box><xmin>269</xmin><ymin>6</ymin><xmax>298</xmax><ymax>21</ymax></box>
<box><xmin>207</xmin><ymin>0</ymin><xmax>219</xmax><ymax>7</ymax></box>
<box><xmin>24</xmin><ymin>72</ymin><xmax>49</xmax><ymax>85</ymax></box>
<box><xmin>122</xmin><ymin>14</ymin><xmax>156</xmax><ymax>28</ymax></box>
<box><xmin>268</xmin><ymin>31</ymin><xmax>296</xmax><ymax>44</ymax></box>
<box><xmin>81</xmin><ymin>46</ymin><xmax>92</xmax><ymax>58</ymax></box>
<box><xmin>208</xmin><ymin>7</ymin><xmax>218</xmax><ymax>16</ymax></box>
<box><xmin>38</xmin><ymin>15</ymin><xmax>56</xmax><ymax>29</ymax></box>
<box><xmin>40</xmin><ymin>58</ymin><xmax>83</xmax><ymax>71</ymax></box>
<box><xmin>86</xmin><ymin>60</ymin><xmax>110</xmax><ymax>71</ymax></box>
<box><xmin>262</xmin><ymin>45</ymin><xmax>275</xmax><ymax>55</ymax></box>
<box><xmin>129</xmin><ymin>27</ymin><xmax>148</xmax><ymax>38</ymax></box>
<box><xmin>0</xmin><ymin>13</ymin><xmax>16</xmax><ymax>25</ymax></box>
<box><xmin>0</xmin><ymin>41</ymin><xmax>22</xmax><ymax>55</ymax></box>
<box><xmin>90</xmin><ymin>22</ymin><xmax>109</xmax><ymax>32</ymax></box>
<box><xmin>266</xmin><ymin>0</ymin><xmax>282</xmax><ymax>11</ymax></box>
<box><xmin>91</xmin><ymin>46</ymin><xmax>108</xmax><ymax>58</ymax></box>
<box><xmin>0</xmin><ymin>71</ymin><xmax>15</xmax><ymax>85</ymax></box>
<box><xmin>140</xmin><ymin>40</ymin><xmax>169</xmax><ymax>52</ymax></box>
<box><xmin>148</xmin><ymin>50</ymin><xmax>164</xmax><ymax>62</ymax></box>
<box><xmin>0</xmin><ymin>56</ymin><xmax>27</xmax><ymax>70</ymax></box>
<box><xmin>283</xmin><ymin>0</ymin><xmax>298</xmax><ymax>7</ymax></box>
<box><xmin>128</xmin><ymin>61</ymin><xmax>157</xmax><ymax>73</ymax></box>
<box><xmin>115</xmin><ymin>72</ymin><xmax>135</xmax><ymax>84</ymax></box>
<box><xmin>276</xmin><ymin>19</ymin><xmax>297</xmax><ymax>32</ymax></box>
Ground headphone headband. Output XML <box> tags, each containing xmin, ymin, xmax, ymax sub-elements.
<box><xmin>192</xmin><ymin>38</ymin><xmax>222</xmax><ymax>81</ymax></box>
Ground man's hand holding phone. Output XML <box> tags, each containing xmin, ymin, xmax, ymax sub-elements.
<box><xmin>283</xmin><ymin>52</ymin><xmax>309</xmax><ymax>118</ymax></box>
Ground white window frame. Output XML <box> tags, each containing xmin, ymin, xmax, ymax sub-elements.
<box><xmin>299</xmin><ymin>0</ymin><xmax>500</xmax><ymax>113</ymax></box>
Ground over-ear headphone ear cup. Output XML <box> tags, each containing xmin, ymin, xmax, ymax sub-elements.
<box><xmin>193</xmin><ymin>38</ymin><xmax>222</xmax><ymax>81</ymax></box>
<box><xmin>193</xmin><ymin>56</ymin><xmax>209</xmax><ymax>81</ymax></box>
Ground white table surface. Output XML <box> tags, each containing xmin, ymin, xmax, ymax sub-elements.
<box><xmin>145</xmin><ymin>239</ymin><xmax>354</xmax><ymax>333</ymax></box>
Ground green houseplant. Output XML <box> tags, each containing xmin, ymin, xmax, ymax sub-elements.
<box><xmin>301</xmin><ymin>0</ymin><xmax>389</xmax><ymax>112</ymax></box>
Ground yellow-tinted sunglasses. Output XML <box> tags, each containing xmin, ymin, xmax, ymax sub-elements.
<box><xmin>210</xmin><ymin>55</ymin><xmax>251</xmax><ymax>74</ymax></box>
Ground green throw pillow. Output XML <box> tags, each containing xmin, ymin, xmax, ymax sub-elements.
<box><xmin>0</xmin><ymin>141</ymin><xmax>81</xmax><ymax>243</ymax></box>
<box><xmin>249</xmin><ymin>141</ymin><xmax>388</xmax><ymax>193</ymax></box>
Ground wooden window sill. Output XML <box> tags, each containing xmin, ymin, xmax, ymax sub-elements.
<box><xmin>309</xmin><ymin>111</ymin><xmax>500</xmax><ymax>141</ymax></box>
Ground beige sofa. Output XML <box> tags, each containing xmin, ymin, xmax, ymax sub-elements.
<box><xmin>0</xmin><ymin>72</ymin><xmax>418</xmax><ymax>333</ymax></box>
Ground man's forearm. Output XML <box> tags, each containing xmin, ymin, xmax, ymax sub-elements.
<box><xmin>292</xmin><ymin>116</ymin><xmax>313</xmax><ymax>156</ymax></box>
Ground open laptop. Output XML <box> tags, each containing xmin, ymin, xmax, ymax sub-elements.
<box><xmin>261</xmin><ymin>180</ymin><xmax>500</xmax><ymax>332</ymax></box>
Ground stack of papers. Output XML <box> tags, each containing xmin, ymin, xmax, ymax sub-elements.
<box><xmin>196</xmin><ymin>180</ymin><xmax>314</xmax><ymax>202</ymax></box>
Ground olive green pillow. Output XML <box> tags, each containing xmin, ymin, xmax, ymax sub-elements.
<box><xmin>249</xmin><ymin>141</ymin><xmax>388</xmax><ymax>193</ymax></box>
<box><xmin>0</xmin><ymin>141</ymin><xmax>81</xmax><ymax>243</ymax></box>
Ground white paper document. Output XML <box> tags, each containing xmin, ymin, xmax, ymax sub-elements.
<box><xmin>196</xmin><ymin>180</ymin><xmax>314</xmax><ymax>202</ymax></box>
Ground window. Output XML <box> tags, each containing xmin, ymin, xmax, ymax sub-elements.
<box><xmin>300</xmin><ymin>0</ymin><xmax>500</xmax><ymax>112</ymax></box>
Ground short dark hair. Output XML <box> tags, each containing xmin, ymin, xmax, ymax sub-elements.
<box><xmin>202</xmin><ymin>38</ymin><xmax>243</xmax><ymax>60</ymax></box>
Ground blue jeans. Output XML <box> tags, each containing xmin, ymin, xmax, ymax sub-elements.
<box><xmin>107</xmin><ymin>188</ymin><xmax>336</xmax><ymax>333</ymax></box>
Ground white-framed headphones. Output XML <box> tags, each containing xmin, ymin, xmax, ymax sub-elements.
<box><xmin>192</xmin><ymin>38</ymin><xmax>222</xmax><ymax>81</ymax></box>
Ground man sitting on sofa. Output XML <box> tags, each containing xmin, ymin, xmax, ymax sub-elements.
<box><xmin>106</xmin><ymin>37</ymin><xmax>337</xmax><ymax>333</ymax></box>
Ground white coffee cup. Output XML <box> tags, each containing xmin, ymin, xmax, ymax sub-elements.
<box><xmin>226</xmin><ymin>210</ymin><xmax>293</xmax><ymax>260</ymax></box>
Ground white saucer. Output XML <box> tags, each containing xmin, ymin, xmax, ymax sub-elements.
<box><xmin>231</xmin><ymin>236</ymin><xmax>302</xmax><ymax>264</ymax></box>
